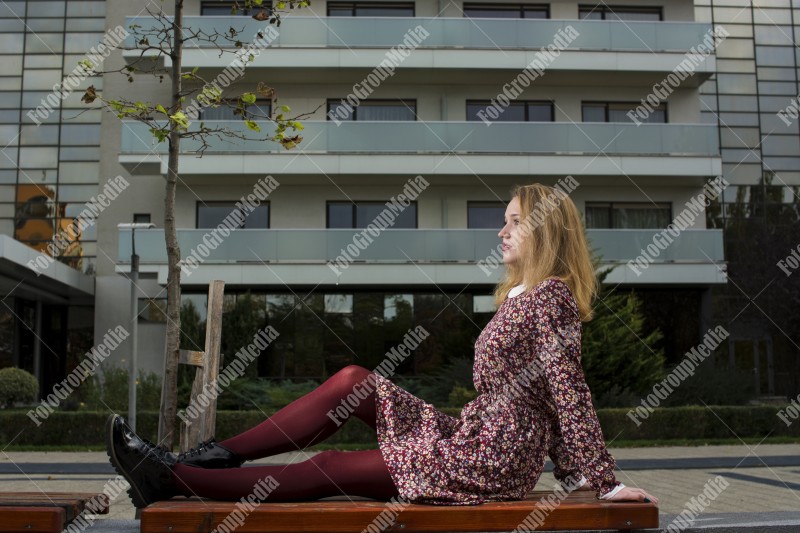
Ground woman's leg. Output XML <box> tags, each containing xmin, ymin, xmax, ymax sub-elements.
<box><xmin>220</xmin><ymin>365</ymin><xmax>379</xmax><ymax>459</ymax></box>
<box><xmin>173</xmin><ymin>449</ymin><xmax>398</xmax><ymax>501</ymax></box>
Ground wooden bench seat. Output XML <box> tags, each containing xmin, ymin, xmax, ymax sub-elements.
<box><xmin>0</xmin><ymin>492</ymin><xmax>109</xmax><ymax>533</ymax></box>
<box><xmin>141</xmin><ymin>491</ymin><xmax>658</xmax><ymax>532</ymax></box>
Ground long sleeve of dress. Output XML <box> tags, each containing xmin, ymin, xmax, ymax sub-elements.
<box><xmin>526</xmin><ymin>282</ymin><xmax>619</xmax><ymax>496</ymax></box>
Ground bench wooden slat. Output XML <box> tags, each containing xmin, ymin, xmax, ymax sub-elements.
<box><xmin>0</xmin><ymin>492</ymin><xmax>110</xmax><ymax>517</ymax></box>
<box><xmin>140</xmin><ymin>491</ymin><xmax>658</xmax><ymax>532</ymax></box>
<box><xmin>0</xmin><ymin>506</ymin><xmax>66</xmax><ymax>533</ymax></box>
<box><xmin>0</xmin><ymin>492</ymin><xmax>109</xmax><ymax>513</ymax></box>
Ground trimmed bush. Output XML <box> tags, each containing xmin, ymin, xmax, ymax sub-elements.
<box><xmin>0</xmin><ymin>367</ymin><xmax>38</xmax><ymax>408</ymax></box>
<box><xmin>1</xmin><ymin>405</ymin><xmax>798</xmax><ymax>447</ymax></box>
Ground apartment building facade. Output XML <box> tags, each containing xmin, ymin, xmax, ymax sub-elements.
<box><xmin>93</xmin><ymin>0</ymin><xmax>726</xmax><ymax>380</ymax></box>
<box><xmin>6</xmin><ymin>0</ymin><xmax>765</xmax><ymax>392</ymax></box>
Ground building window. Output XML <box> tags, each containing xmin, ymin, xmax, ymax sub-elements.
<box><xmin>578</xmin><ymin>5</ymin><xmax>662</xmax><ymax>21</ymax></box>
<box><xmin>200</xmin><ymin>1</ymin><xmax>272</xmax><ymax>16</ymax></box>
<box><xmin>468</xmin><ymin>201</ymin><xmax>505</xmax><ymax>228</ymax></box>
<box><xmin>463</xmin><ymin>3</ymin><xmax>549</xmax><ymax>18</ymax></box>
<box><xmin>585</xmin><ymin>202</ymin><xmax>672</xmax><ymax>229</ymax></box>
<box><xmin>326</xmin><ymin>99</ymin><xmax>416</xmax><ymax>121</ymax></box>
<box><xmin>327</xmin><ymin>201</ymin><xmax>417</xmax><ymax>228</ymax></box>
<box><xmin>466</xmin><ymin>100</ymin><xmax>553</xmax><ymax>122</ymax></box>
<box><xmin>582</xmin><ymin>102</ymin><xmax>666</xmax><ymax>123</ymax></box>
<box><xmin>199</xmin><ymin>100</ymin><xmax>272</xmax><ymax>121</ymax></box>
<box><xmin>197</xmin><ymin>202</ymin><xmax>270</xmax><ymax>228</ymax></box>
<box><xmin>327</xmin><ymin>2</ymin><xmax>415</xmax><ymax>16</ymax></box>
<box><xmin>133</xmin><ymin>213</ymin><xmax>151</xmax><ymax>224</ymax></box>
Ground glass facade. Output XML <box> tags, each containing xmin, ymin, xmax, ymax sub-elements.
<box><xmin>1</xmin><ymin>0</ymin><xmax>104</xmax><ymax>275</ymax></box>
<box><xmin>181</xmin><ymin>290</ymin><xmax>495</xmax><ymax>379</ymax></box>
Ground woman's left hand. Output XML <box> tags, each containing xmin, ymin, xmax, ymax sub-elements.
<box><xmin>605</xmin><ymin>486</ymin><xmax>659</xmax><ymax>504</ymax></box>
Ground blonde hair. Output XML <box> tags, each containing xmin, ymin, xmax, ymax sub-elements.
<box><xmin>493</xmin><ymin>183</ymin><xmax>598</xmax><ymax>321</ymax></box>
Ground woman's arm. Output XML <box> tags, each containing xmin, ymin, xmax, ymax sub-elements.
<box><xmin>523</xmin><ymin>283</ymin><xmax>620</xmax><ymax>498</ymax></box>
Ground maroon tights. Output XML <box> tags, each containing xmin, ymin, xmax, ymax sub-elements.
<box><xmin>172</xmin><ymin>365</ymin><xmax>399</xmax><ymax>501</ymax></box>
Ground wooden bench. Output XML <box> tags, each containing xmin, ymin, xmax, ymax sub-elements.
<box><xmin>140</xmin><ymin>491</ymin><xmax>658</xmax><ymax>532</ymax></box>
<box><xmin>0</xmin><ymin>492</ymin><xmax>109</xmax><ymax>533</ymax></box>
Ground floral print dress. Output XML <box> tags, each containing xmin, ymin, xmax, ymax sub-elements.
<box><xmin>374</xmin><ymin>277</ymin><xmax>620</xmax><ymax>505</ymax></box>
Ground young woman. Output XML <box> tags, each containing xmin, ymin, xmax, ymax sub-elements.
<box><xmin>107</xmin><ymin>183</ymin><xmax>658</xmax><ymax>508</ymax></box>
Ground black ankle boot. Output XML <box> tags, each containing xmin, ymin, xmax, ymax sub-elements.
<box><xmin>176</xmin><ymin>438</ymin><xmax>245</xmax><ymax>469</ymax></box>
<box><xmin>105</xmin><ymin>414</ymin><xmax>180</xmax><ymax>509</ymax></box>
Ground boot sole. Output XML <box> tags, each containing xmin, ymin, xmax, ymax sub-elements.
<box><xmin>105</xmin><ymin>414</ymin><xmax>150</xmax><ymax>509</ymax></box>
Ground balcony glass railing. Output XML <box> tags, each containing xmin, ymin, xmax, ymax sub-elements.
<box><xmin>120</xmin><ymin>121</ymin><xmax>719</xmax><ymax>156</ymax></box>
<box><xmin>123</xmin><ymin>16</ymin><xmax>714</xmax><ymax>52</ymax></box>
<box><xmin>118</xmin><ymin>228</ymin><xmax>724</xmax><ymax>264</ymax></box>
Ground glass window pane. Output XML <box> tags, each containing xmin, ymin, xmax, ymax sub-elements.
<box><xmin>198</xmin><ymin>204</ymin><xmax>240</xmax><ymax>228</ymax></box>
<box><xmin>325</xmin><ymin>294</ymin><xmax>353</xmax><ymax>314</ymax></box>
<box><xmin>384</xmin><ymin>294</ymin><xmax>413</xmax><ymax>321</ymax></box>
<box><xmin>612</xmin><ymin>203</ymin><xmax>671</xmax><ymax>228</ymax></box>
<box><xmin>464</xmin><ymin>5</ymin><xmax>521</xmax><ymax>18</ymax></box>
<box><xmin>357</xmin><ymin>101</ymin><xmax>415</xmax><ymax>121</ymax></box>
<box><xmin>582</xmin><ymin>104</ymin><xmax>606</xmax><ymax>122</ymax></box>
<box><xmin>244</xmin><ymin>205</ymin><xmax>268</xmax><ymax>228</ymax></box>
<box><xmin>527</xmin><ymin>103</ymin><xmax>553</xmax><ymax>121</ymax></box>
<box><xmin>328</xmin><ymin>2</ymin><xmax>414</xmax><ymax>16</ymax></box>
<box><xmin>585</xmin><ymin>203</ymin><xmax>611</xmax><ymax>228</ymax></box>
<box><xmin>327</xmin><ymin>202</ymin><xmax>353</xmax><ymax>228</ymax></box>
<box><xmin>468</xmin><ymin>202</ymin><xmax>504</xmax><ymax>228</ymax></box>
<box><xmin>579</xmin><ymin>8</ymin><xmax>603</xmax><ymax>20</ymax></box>
<box><xmin>473</xmin><ymin>295</ymin><xmax>497</xmax><ymax>314</ymax></box>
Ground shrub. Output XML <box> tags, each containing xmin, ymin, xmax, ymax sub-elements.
<box><xmin>0</xmin><ymin>367</ymin><xmax>39</xmax><ymax>408</ymax></box>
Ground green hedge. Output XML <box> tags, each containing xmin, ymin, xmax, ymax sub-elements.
<box><xmin>3</xmin><ymin>406</ymin><xmax>798</xmax><ymax>446</ymax></box>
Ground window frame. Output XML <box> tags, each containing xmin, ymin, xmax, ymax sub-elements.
<box><xmin>581</xmin><ymin>101</ymin><xmax>667</xmax><ymax>123</ymax></box>
<box><xmin>462</xmin><ymin>3</ymin><xmax>550</xmax><ymax>19</ymax></box>
<box><xmin>326</xmin><ymin>200</ymin><xmax>418</xmax><ymax>228</ymax></box>
<box><xmin>200</xmin><ymin>1</ymin><xmax>273</xmax><ymax>16</ymax></box>
<box><xmin>467</xmin><ymin>201</ymin><xmax>506</xmax><ymax>229</ymax></box>
<box><xmin>466</xmin><ymin>99</ymin><xmax>554</xmax><ymax>122</ymax></box>
<box><xmin>326</xmin><ymin>1</ymin><xmax>416</xmax><ymax>16</ymax></box>
<box><xmin>198</xmin><ymin>98</ymin><xmax>273</xmax><ymax>121</ymax></box>
<box><xmin>196</xmin><ymin>200</ymin><xmax>271</xmax><ymax>229</ymax></box>
<box><xmin>585</xmin><ymin>201</ymin><xmax>673</xmax><ymax>229</ymax></box>
<box><xmin>325</xmin><ymin>98</ymin><xmax>418</xmax><ymax>121</ymax></box>
<box><xmin>578</xmin><ymin>4</ymin><xmax>663</xmax><ymax>21</ymax></box>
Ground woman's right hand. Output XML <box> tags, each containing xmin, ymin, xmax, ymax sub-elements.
<box><xmin>604</xmin><ymin>486</ymin><xmax>659</xmax><ymax>504</ymax></box>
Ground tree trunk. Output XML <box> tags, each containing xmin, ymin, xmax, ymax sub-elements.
<box><xmin>158</xmin><ymin>0</ymin><xmax>184</xmax><ymax>449</ymax></box>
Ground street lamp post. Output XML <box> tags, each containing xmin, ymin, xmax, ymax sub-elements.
<box><xmin>118</xmin><ymin>222</ymin><xmax>155</xmax><ymax>431</ymax></box>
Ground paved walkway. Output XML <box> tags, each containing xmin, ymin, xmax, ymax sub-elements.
<box><xmin>2</xmin><ymin>443</ymin><xmax>799</xmax><ymax>525</ymax></box>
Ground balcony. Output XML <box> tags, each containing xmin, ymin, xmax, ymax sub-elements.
<box><xmin>117</xmin><ymin>228</ymin><xmax>726</xmax><ymax>286</ymax></box>
<box><xmin>119</xmin><ymin>120</ymin><xmax>721</xmax><ymax>177</ymax></box>
<box><xmin>122</xmin><ymin>16</ymin><xmax>716</xmax><ymax>76</ymax></box>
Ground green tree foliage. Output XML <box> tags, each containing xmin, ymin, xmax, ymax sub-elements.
<box><xmin>582</xmin><ymin>267</ymin><xmax>666</xmax><ymax>406</ymax></box>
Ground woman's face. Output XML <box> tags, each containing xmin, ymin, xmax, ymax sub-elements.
<box><xmin>498</xmin><ymin>196</ymin><xmax>522</xmax><ymax>265</ymax></box>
